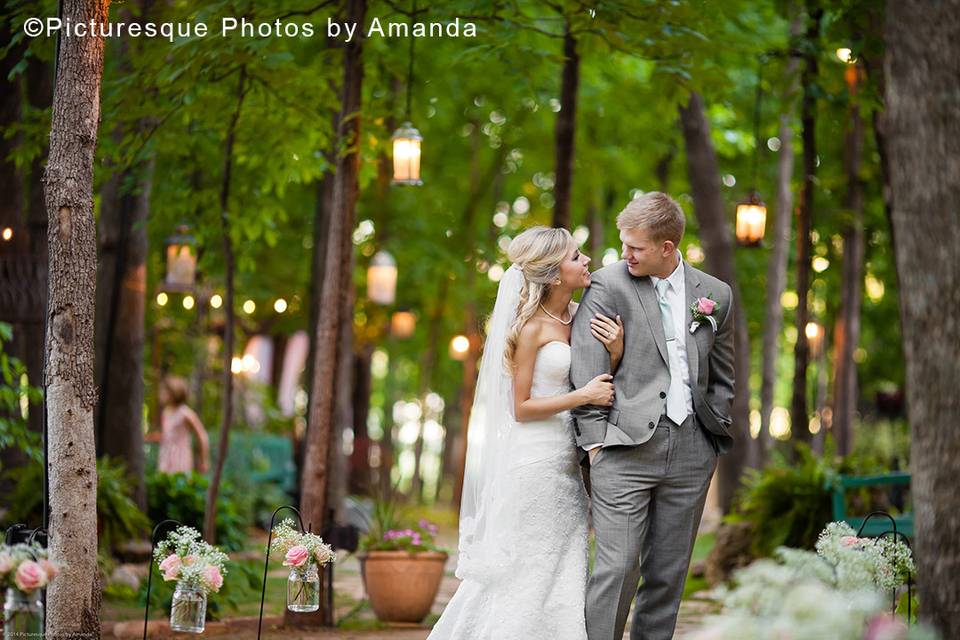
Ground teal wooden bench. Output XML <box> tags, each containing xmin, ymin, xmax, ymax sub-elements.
<box><xmin>828</xmin><ymin>472</ymin><xmax>913</xmax><ymax>537</ymax></box>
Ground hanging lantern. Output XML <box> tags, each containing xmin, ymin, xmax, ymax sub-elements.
<box><xmin>164</xmin><ymin>225</ymin><xmax>197</xmax><ymax>290</ymax></box>
<box><xmin>391</xmin><ymin>308</ymin><xmax>416</xmax><ymax>339</ymax></box>
<box><xmin>450</xmin><ymin>335</ymin><xmax>470</xmax><ymax>361</ymax></box>
<box><xmin>736</xmin><ymin>191</ymin><xmax>767</xmax><ymax>247</ymax></box>
<box><xmin>805</xmin><ymin>321</ymin><xmax>825</xmax><ymax>358</ymax></box>
<box><xmin>391</xmin><ymin>122</ymin><xmax>423</xmax><ymax>186</ymax></box>
<box><xmin>367</xmin><ymin>250</ymin><xmax>397</xmax><ymax>305</ymax></box>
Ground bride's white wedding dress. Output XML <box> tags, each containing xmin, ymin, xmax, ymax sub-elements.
<box><xmin>428</xmin><ymin>341</ymin><xmax>589</xmax><ymax>640</ymax></box>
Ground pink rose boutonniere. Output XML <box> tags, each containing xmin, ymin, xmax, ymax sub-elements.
<box><xmin>689</xmin><ymin>296</ymin><xmax>718</xmax><ymax>334</ymax></box>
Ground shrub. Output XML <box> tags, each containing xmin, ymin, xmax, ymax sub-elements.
<box><xmin>145</xmin><ymin>471</ymin><xmax>248</xmax><ymax>551</ymax></box>
<box><xmin>727</xmin><ymin>445</ymin><xmax>834</xmax><ymax>557</ymax></box>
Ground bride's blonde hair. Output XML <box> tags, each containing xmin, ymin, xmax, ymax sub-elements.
<box><xmin>503</xmin><ymin>226</ymin><xmax>575</xmax><ymax>371</ymax></box>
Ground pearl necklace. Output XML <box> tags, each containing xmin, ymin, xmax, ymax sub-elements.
<box><xmin>539</xmin><ymin>303</ymin><xmax>573</xmax><ymax>325</ymax></box>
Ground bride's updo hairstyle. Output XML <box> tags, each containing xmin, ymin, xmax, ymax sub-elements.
<box><xmin>503</xmin><ymin>226</ymin><xmax>575</xmax><ymax>372</ymax></box>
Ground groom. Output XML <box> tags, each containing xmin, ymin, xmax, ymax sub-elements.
<box><xmin>571</xmin><ymin>191</ymin><xmax>735</xmax><ymax>640</ymax></box>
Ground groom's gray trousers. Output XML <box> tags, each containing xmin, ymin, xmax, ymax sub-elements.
<box><xmin>586</xmin><ymin>413</ymin><xmax>717</xmax><ymax>640</ymax></box>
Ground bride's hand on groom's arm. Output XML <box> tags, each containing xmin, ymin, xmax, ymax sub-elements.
<box><xmin>579</xmin><ymin>374</ymin><xmax>615</xmax><ymax>407</ymax></box>
<box><xmin>590</xmin><ymin>313</ymin><xmax>624</xmax><ymax>369</ymax></box>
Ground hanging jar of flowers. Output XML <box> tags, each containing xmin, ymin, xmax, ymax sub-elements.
<box><xmin>154</xmin><ymin>526</ymin><xmax>228</xmax><ymax>634</ymax></box>
<box><xmin>270</xmin><ymin>519</ymin><xmax>336</xmax><ymax>613</ymax></box>
<box><xmin>0</xmin><ymin>542</ymin><xmax>59</xmax><ymax>640</ymax></box>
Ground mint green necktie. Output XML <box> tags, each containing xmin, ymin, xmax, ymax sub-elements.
<box><xmin>655</xmin><ymin>278</ymin><xmax>687</xmax><ymax>424</ymax></box>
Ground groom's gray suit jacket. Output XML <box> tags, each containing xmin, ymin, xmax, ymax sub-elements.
<box><xmin>571</xmin><ymin>260</ymin><xmax>735</xmax><ymax>454</ymax></box>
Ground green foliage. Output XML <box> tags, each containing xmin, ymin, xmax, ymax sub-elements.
<box><xmin>0</xmin><ymin>322</ymin><xmax>43</xmax><ymax>465</ymax></box>
<box><xmin>728</xmin><ymin>445</ymin><xmax>834</xmax><ymax>557</ymax></box>
<box><xmin>145</xmin><ymin>471</ymin><xmax>248</xmax><ymax>551</ymax></box>
<box><xmin>359</xmin><ymin>490</ymin><xmax>446</xmax><ymax>553</ymax></box>
<box><xmin>2</xmin><ymin>457</ymin><xmax>148</xmax><ymax>552</ymax></box>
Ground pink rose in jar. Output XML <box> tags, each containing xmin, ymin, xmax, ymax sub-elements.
<box><xmin>202</xmin><ymin>564</ymin><xmax>224</xmax><ymax>592</ymax></box>
<box><xmin>283</xmin><ymin>545</ymin><xmax>310</xmax><ymax>568</ymax></box>
<box><xmin>159</xmin><ymin>554</ymin><xmax>182</xmax><ymax>581</ymax></box>
<box><xmin>182</xmin><ymin>554</ymin><xmax>198</xmax><ymax>566</ymax></box>
<box><xmin>0</xmin><ymin>552</ymin><xmax>13</xmax><ymax>575</ymax></box>
<box><xmin>696</xmin><ymin>298</ymin><xmax>716</xmax><ymax>315</ymax></box>
<box><xmin>840</xmin><ymin>536</ymin><xmax>859</xmax><ymax>547</ymax></box>
<box><xmin>865</xmin><ymin>613</ymin><xmax>907</xmax><ymax>640</ymax></box>
<box><xmin>14</xmin><ymin>560</ymin><xmax>47</xmax><ymax>592</ymax></box>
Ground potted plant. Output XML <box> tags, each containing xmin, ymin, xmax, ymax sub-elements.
<box><xmin>0</xmin><ymin>542</ymin><xmax>59</xmax><ymax>639</ymax></box>
<box><xmin>154</xmin><ymin>526</ymin><xmax>228</xmax><ymax>634</ymax></box>
<box><xmin>269</xmin><ymin>518</ymin><xmax>336</xmax><ymax>612</ymax></box>
<box><xmin>359</xmin><ymin>499</ymin><xmax>448</xmax><ymax>624</ymax></box>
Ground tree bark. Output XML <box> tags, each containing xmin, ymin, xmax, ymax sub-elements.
<box><xmin>678</xmin><ymin>92</ymin><xmax>751</xmax><ymax>513</ymax></box>
<box><xmin>203</xmin><ymin>67</ymin><xmax>247</xmax><ymax>543</ymax></box>
<box><xmin>298</xmin><ymin>0</ymin><xmax>365</xmax><ymax>617</ymax></box>
<box><xmin>42</xmin><ymin>1</ymin><xmax>109</xmax><ymax>636</ymax></box>
<box><xmin>885</xmin><ymin>1</ymin><xmax>960</xmax><ymax>636</ymax></box>
<box><xmin>759</xmin><ymin>15</ymin><xmax>802</xmax><ymax>464</ymax></box>
<box><xmin>349</xmin><ymin>347</ymin><xmax>373</xmax><ymax>495</ymax></box>
<box><xmin>552</xmin><ymin>21</ymin><xmax>580</xmax><ymax>230</ymax></box>
<box><xmin>790</xmin><ymin>2</ymin><xmax>821</xmax><ymax>448</ymax></box>
<box><xmin>831</xmin><ymin>64</ymin><xmax>865</xmax><ymax>456</ymax></box>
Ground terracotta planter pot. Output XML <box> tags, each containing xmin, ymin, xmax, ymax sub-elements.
<box><xmin>359</xmin><ymin>550</ymin><xmax>448</xmax><ymax>623</ymax></box>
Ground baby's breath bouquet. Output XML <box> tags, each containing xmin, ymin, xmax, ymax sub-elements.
<box><xmin>270</xmin><ymin>518</ymin><xmax>336</xmax><ymax>570</ymax></box>
<box><xmin>688</xmin><ymin>522</ymin><xmax>932</xmax><ymax>640</ymax></box>
<box><xmin>154</xmin><ymin>526</ymin><xmax>228</xmax><ymax>594</ymax></box>
<box><xmin>815</xmin><ymin>521</ymin><xmax>915</xmax><ymax>592</ymax></box>
<box><xmin>0</xmin><ymin>542</ymin><xmax>60</xmax><ymax>594</ymax></box>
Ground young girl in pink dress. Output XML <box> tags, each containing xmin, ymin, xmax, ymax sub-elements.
<box><xmin>149</xmin><ymin>376</ymin><xmax>210</xmax><ymax>474</ymax></box>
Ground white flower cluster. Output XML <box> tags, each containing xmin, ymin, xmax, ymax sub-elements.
<box><xmin>153</xmin><ymin>526</ymin><xmax>229</xmax><ymax>594</ymax></box>
<box><xmin>270</xmin><ymin>518</ymin><xmax>336</xmax><ymax>568</ymax></box>
<box><xmin>689</xmin><ymin>521</ymin><xmax>934</xmax><ymax>640</ymax></box>
<box><xmin>815</xmin><ymin>522</ymin><xmax>915</xmax><ymax>592</ymax></box>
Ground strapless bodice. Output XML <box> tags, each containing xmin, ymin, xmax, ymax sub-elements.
<box><xmin>529</xmin><ymin>341</ymin><xmax>573</xmax><ymax>399</ymax></box>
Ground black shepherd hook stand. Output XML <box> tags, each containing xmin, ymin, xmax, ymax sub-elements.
<box><xmin>857</xmin><ymin>511</ymin><xmax>914</xmax><ymax>622</ymax></box>
<box><xmin>143</xmin><ymin>519</ymin><xmax>183</xmax><ymax>640</ymax></box>
<box><xmin>257</xmin><ymin>505</ymin><xmax>308</xmax><ymax>640</ymax></box>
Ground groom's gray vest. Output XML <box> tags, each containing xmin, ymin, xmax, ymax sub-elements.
<box><xmin>570</xmin><ymin>260</ymin><xmax>735</xmax><ymax>454</ymax></box>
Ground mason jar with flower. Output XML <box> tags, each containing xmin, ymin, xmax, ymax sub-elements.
<box><xmin>269</xmin><ymin>519</ymin><xmax>336</xmax><ymax>613</ymax></box>
<box><xmin>0</xmin><ymin>543</ymin><xmax>60</xmax><ymax>640</ymax></box>
<box><xmin>154</xmin><ymin>526</ymin><xmax>228</xmax><ymax>634</ymax></box>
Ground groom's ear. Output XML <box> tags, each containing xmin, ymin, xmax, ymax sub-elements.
<box><xmin>661</xmin><ymin>239</ymin><xmax>676</xmax><ymax>256</ymax></box>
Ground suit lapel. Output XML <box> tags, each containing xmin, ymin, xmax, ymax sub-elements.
<box><xmin>632</xmin><ymin>276</ymin><xmax>669</xmax><ymax>367</ymax></box>
<box><xmin>684</xmin><ymin>263</ymin><xmax>702</xmax><ymax>385</ymax></box>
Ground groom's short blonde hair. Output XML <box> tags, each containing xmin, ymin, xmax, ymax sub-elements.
<box><xmin>616</xmin><ymin>191</ymin><xmax>685</xmax><ymax>246</ymax></box>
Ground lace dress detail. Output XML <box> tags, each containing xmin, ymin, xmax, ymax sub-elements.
<box><xmin>428</xmin><ymin>341</ymin><xmax>589</xmax><ymax>640</ymax></box>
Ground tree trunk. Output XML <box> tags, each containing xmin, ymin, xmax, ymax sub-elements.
<box><xmin>43</xmin><ymin>1</ymin><xmax>109</xmax><ymax>636</ymax></box>
<box><xmin>95</xmin><ymin>151</ymin><xmax>151</xmax><ymax>507</ymax></box>
<box><xmin>759</xmin><ymin>14</ymin><xmax>802</xmax><ymax>464</ymax></box>
<box><xmin>298</xmin><ymin>0</ymin><xmax>365</xmax><ymax>619</ymax></box>
<box><xmin>552</xmin><ymin>21</ymin><xmax>580</xmax><ymax>230</ymax></box>
<box><xmin>885</xmin><ymin>1</ymin><xmax>960</xmax><ymax>636</ymax></box>
<box><xmin>790</xmin><ymin>1</ymin><xmax>821</xmax><ymax>448</ymax></box>
<box><xmin>831</xmin><ymin>64</ymin><xmax>865</xmax><ymax>456</ymax></box>
<box><xmin>203</xmin><ymin>67</ymin><xmax>247</xmax><ymax>543</ymax></box>
<box><xmin>678</xmin><ymin>92</ymin><xmax>751</xmax><ymax>514</ymax></box>
<box><xmin>349</xmin><ymin>347</ymin><xmax>373</xmax><ymax>495</ymax></box>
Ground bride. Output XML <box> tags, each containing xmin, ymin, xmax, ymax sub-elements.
<box><xmin>428</xmin><ymin>226</ymin><xmax>624</xmax><ymax>639</ymax></box>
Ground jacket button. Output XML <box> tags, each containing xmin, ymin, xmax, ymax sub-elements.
<box><xmin>648</xmin><ymin>421</ymin><xmax>655</xmax><ymax>429</ymax></box>
<box><xmin>659</xmin><ymin>391</ymin><xmax>666</xmax><ymax>399</ymax></box>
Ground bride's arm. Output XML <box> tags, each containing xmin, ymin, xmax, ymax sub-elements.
<box><xmin>512</xmin><ymin>324</ymin><xmax>612</xmax><ymax>423</ymax></box>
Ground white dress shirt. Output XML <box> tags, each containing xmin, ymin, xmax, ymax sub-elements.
<box><xmin>650</xmin><ymin>254</ymin><xmax>694</xmax><ymax>419</ymax></box>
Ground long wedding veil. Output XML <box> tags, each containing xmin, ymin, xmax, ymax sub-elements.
<box><xmin>456</xmin><ymin>263</ymin><xmax>524</xmax><ymax>582</ymax></box>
